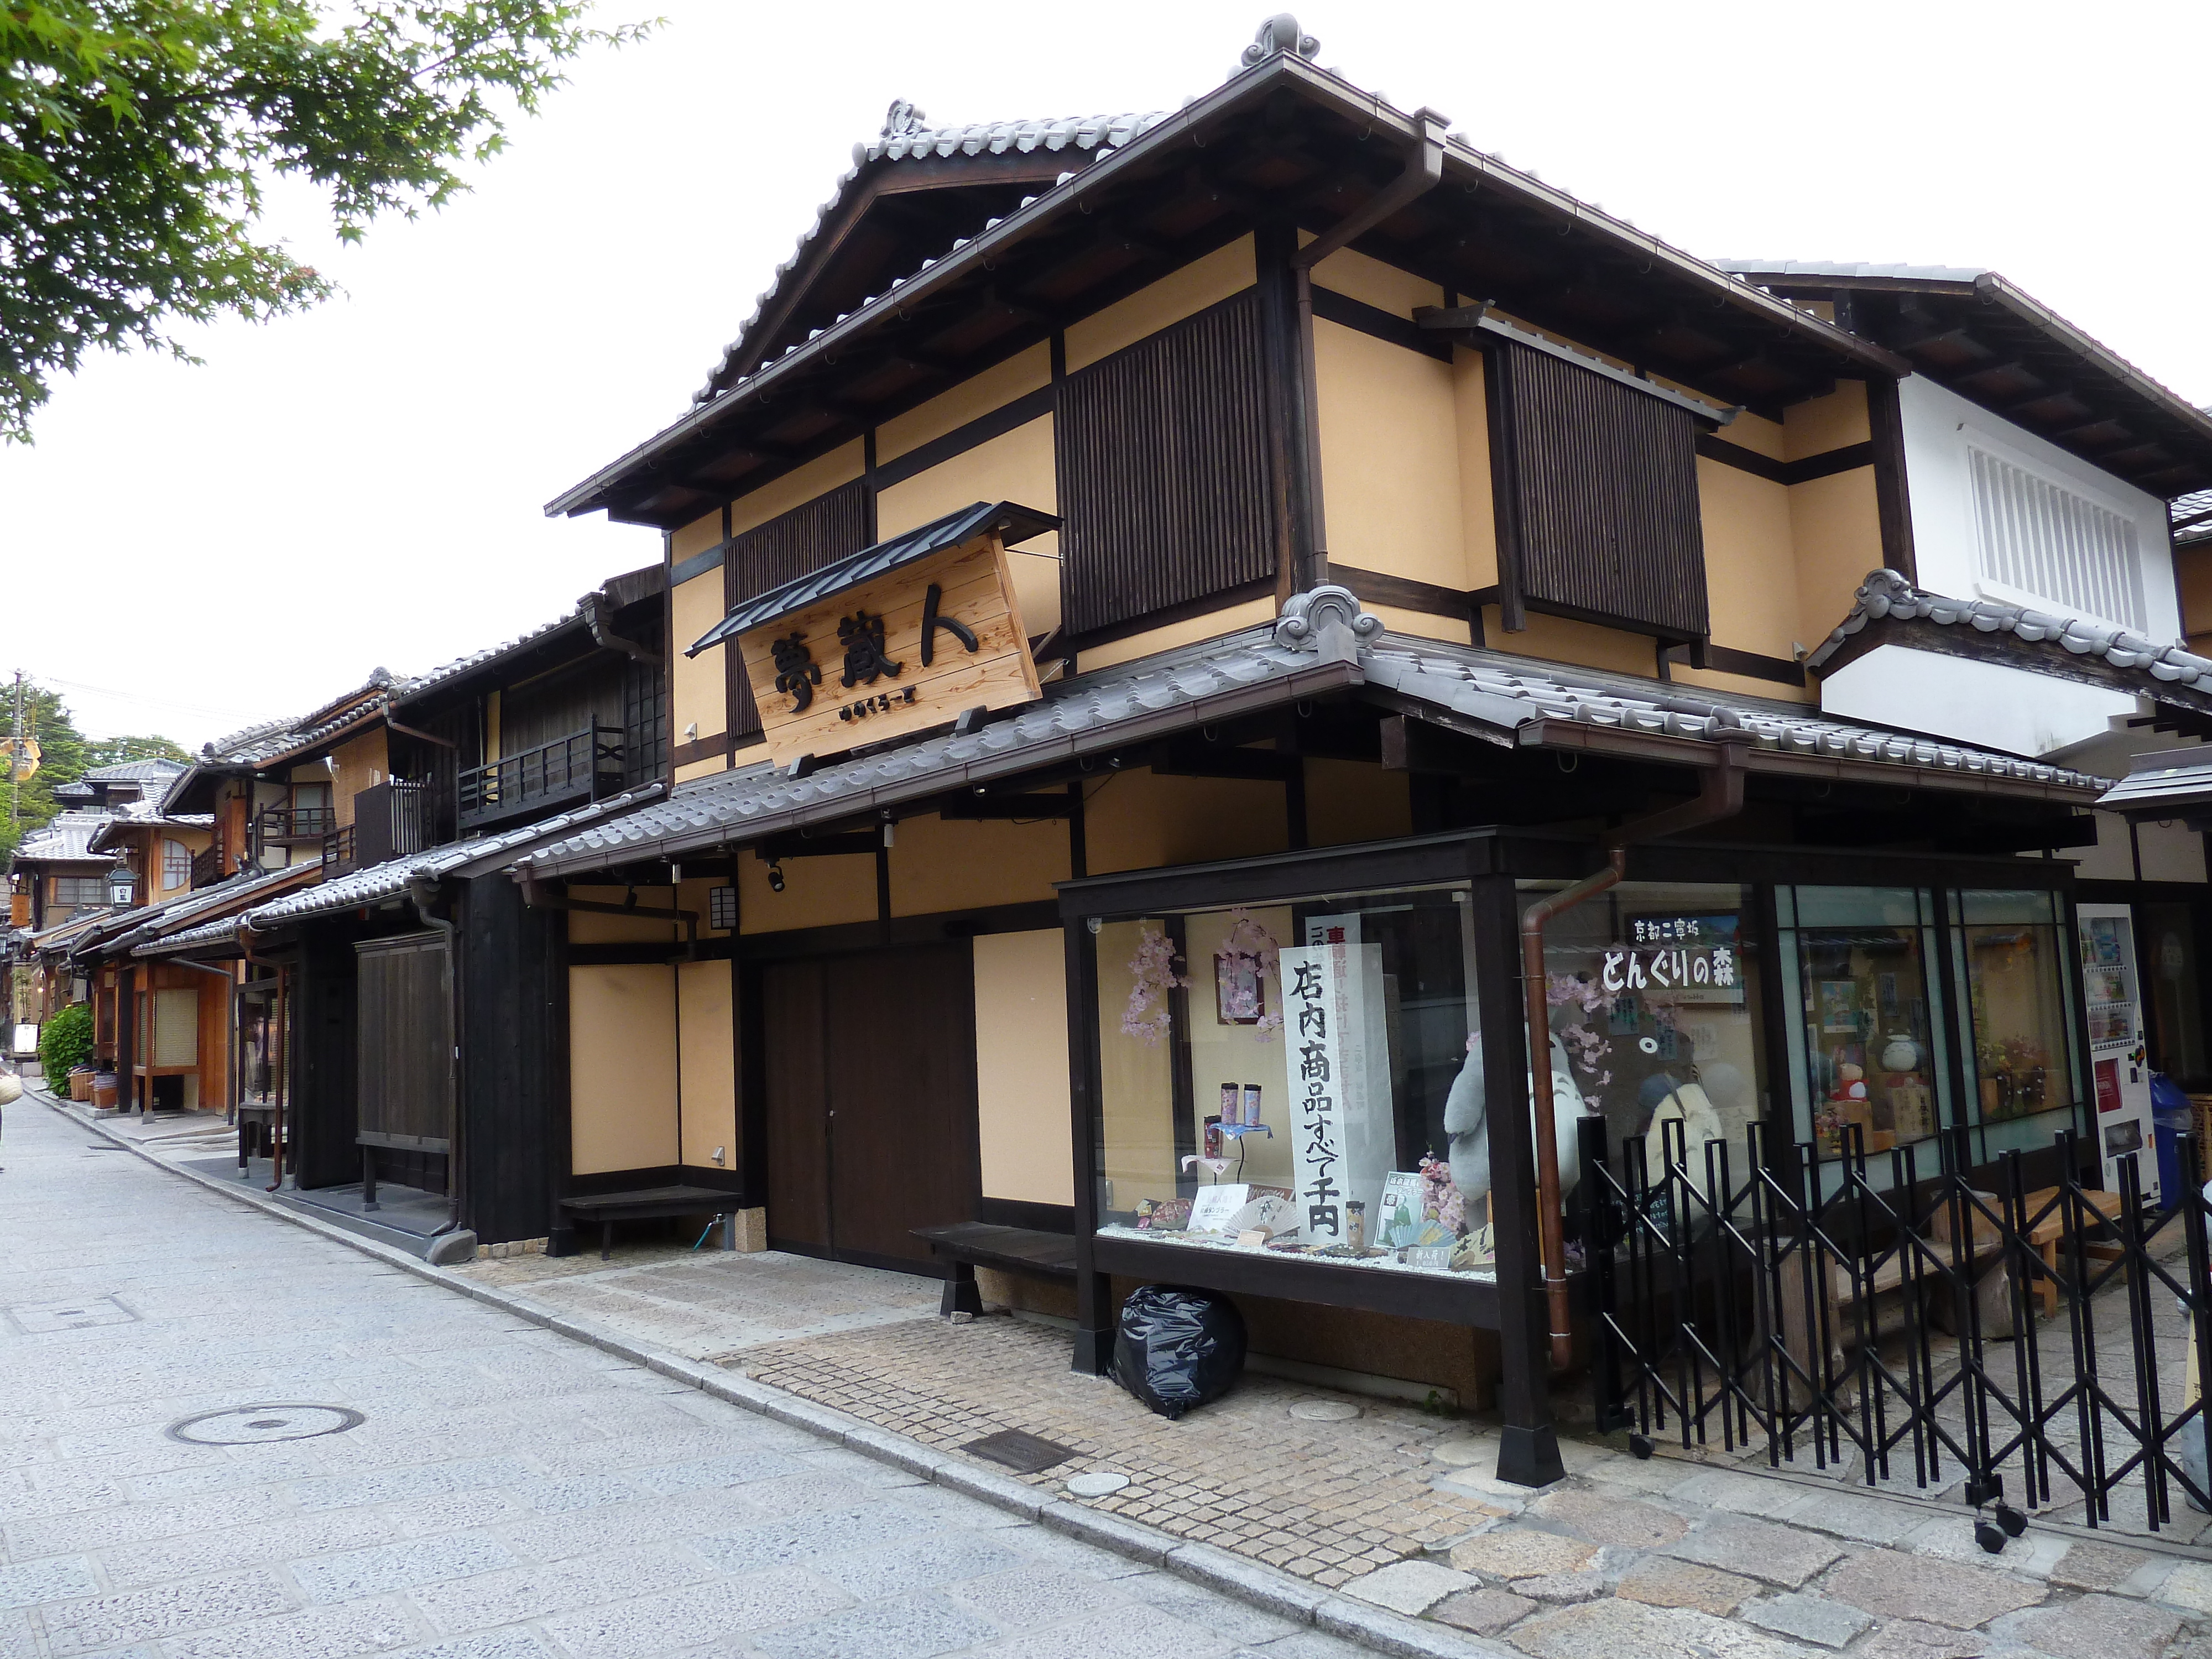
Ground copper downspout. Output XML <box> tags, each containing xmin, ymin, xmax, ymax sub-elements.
<box><xmin>1522</xmin><ymin>731</ymin><xmax>1750</xmax><ymax>1371</ymax></box>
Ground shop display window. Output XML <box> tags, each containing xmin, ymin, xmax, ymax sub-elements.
<box><xmin>2137</xmin><ymin>902</ymin><xmax>2207</xmax><ymax>1085</ymax></box>
<box><xmin>1092</xmin><ymin>885</ymin><xmax>1491</xmax><ymax>1283</ymax></box>
<box><xmin>1776</xmin><ymin>886</ymin><xmax>1948</xmax><ymax>1162</ymax></box>
<box><xmin>1520</xmin><ymin>880</ymin><xmax>1766</xmax><ymax>1177</ymax></box>
<box><xmin>1954</xmin><ymin>888</ymin><xmax>2081</xmax><ymax>1160</ymax></box>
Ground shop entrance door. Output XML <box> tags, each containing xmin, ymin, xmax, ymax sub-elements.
<box><xmin>760</xmin><ymin>943</ymin><xmax>977</xmax><ymax>1270</ymax></box>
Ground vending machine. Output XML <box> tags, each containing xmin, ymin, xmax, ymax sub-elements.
<box><xmin>2077</xmin><ymin>902</ymin><xmax>2158</xmax><ymax>1204</ymax></box>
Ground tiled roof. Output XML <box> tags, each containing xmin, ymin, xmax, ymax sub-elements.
<box><xmin>199</xmin><ymin>669</ymin><xmax>402</xmax><ymax>767</ymax></box>
<box><xmin>2098</xmin><ymin>748</ymin><xmax>2212</xmax><ymax>817</ymax></box>
<box><xmin>92</xmin><ymin>862</ymin><xmax>324</xmax><ymax>958</ymax></box>
<box><xmin>2176</xmin><ymin>488</ymin><xmax>2212</xmax><ymax>550</ymax></box>
<box><xmin>81</xmin><ymin>758</ymin><xmax>187</xmax><ymax>785</ymax></box>
<box><xmin>698</xmin><ymin>103</ymin><xmax>1166</xmax><ymax>404</ymax></box>
<box><xmin>514</xmin><ymin>587</ymin><xmax>2103</xmax><ymax>880</ymax></box>
<box><xmin>395</xmin><ymin>611</ymin><xmax>587</xmax><ymax>705</ymax></box>
<box><xmin>688</xmin><ymin>501</ymin><xmax>1058</xmax><ymax>653</ymax></box>
<box><xmin>1806</xmin><ymin>568</ymin><xmax>2212</xmax><ymax>691</ymax></box>
<box><xmin>140</xmin><ymin>786</ymin><xmax>664</xmax><ymax>955</ymax></box>
<box><xmin>9</xmin><ymin>810</ymin><xmax>119</xmax><ymax>867</ymax></box>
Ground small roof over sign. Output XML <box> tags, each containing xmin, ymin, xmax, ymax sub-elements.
<box><xmin>687</xmin><ymin>500</ymin><xmax>1058</xmax><ymax>657</ymax></box>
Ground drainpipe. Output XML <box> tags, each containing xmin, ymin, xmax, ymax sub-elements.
<box><xmin>1522</xmin><ymin>728</ymin><xmax>1751</xmax><ymax>1371</ymax></box>
<box><xmin>408</xmin><ymin>876</ymin><xmax>466</xmax><ymax>1240</ymax></box>
<box><xmin>581</xmin><ymin>592</ymin><xmax>663</xmax><ymax>667</ymax></box>
<box><xmin>1285</xmin><ymin>107</ymin><xmax>1448</xmax><ymax>591</ymax></box>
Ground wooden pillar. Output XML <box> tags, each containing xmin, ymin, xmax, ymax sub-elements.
<box><xmin>1255</xmin><ymin>220</ymin><xmax>1323</xmax><ymax>596</ymax></box>
<box><xmin>1470</xmin><ymin>874</ymin><xmax>1564</xmax><ymax>1486</ymax></box>
<box><xmin>115</xmin><ymin>963</ymin><xmax>137</xmax><ymax>1114</ymax></box>
<box><xmin>1065</xmin><ymin>916</ymin><xmax>1113</xmax><ymax>1375</ymax></box>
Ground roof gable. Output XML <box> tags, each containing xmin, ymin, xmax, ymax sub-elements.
<box><xmin>705</xmin><ymin>102</ymin><xmax>1162</xmax><ymax>397</ymax></box>
<box><xmin>1721</xmin><ymin>263</ymin><xmax>2212</xmax><ymax>498</ymax></box>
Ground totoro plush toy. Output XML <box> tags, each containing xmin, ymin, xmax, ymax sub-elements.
<box><xmin>1441</xmin><ymin>1031</ymin><xmax>1593</xmax><ymax>1209</ymax></box>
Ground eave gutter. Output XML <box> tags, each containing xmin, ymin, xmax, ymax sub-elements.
<box><xmin>545</xmin><ymin>57</ymin><xmax>1904</xmax><ymax>523</ymax></box>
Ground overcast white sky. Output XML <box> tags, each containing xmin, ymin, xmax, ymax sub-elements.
<box><xmin>4</xmin><ymin>0</ymin><xmax>2205</xmax><ymax>749</ymax></box>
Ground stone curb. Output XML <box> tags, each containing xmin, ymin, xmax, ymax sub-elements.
<box><xmin>35</xmin><ymin>1090</ymin><xmax>1511</xmax><ymax>1659</ymax></box>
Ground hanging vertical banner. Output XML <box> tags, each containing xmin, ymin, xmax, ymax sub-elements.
<box><xmin>1282</xmin><ymin>942</ymin><xmax>1353</xmax><ymax>1246</ymax></box>
<box><xmin>1302</xmin><ymin>915</ymin><xmax>1392</xmax><ymax>1225</ymax></box>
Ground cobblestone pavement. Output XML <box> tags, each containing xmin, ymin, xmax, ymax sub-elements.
<box><xmin>39</xmin><ymin>1088</ymin><xmax>2212</xmax><ymax>1656</ymax></box>
<box><xmin>2</xmin><ymin>1093</ymin><xmax>1379</xmax><ymax>1659</ymax></box>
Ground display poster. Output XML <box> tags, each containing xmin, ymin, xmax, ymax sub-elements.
<box><xmin>1297</xmin><ymin>916</ymin><xmax>1397</xmax><ymax>1243</ymax></box>
<box><xmin>2078</xmin><ymin>902</ymin><xmax>2157</xmax><ymax>1204</ymax></box>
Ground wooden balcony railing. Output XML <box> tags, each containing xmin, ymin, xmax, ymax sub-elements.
<box><xmin>321</xmin><ymin>780</ymin><xmax>432</xmax><ymax>877</ymax></box>
<box><xmin>189</xmin><ymin>843</ymin><xmax>228</xmax><ymax>890</ymax></box>
<box><xmin>456</xmin><ymin>724</ymin><xmax>624</xmax><ymax>831</ymax></box>
<box><xmin>255</xmin><ymin>805</ymin><xmax>334</xmax><ymax>846</ymax></box>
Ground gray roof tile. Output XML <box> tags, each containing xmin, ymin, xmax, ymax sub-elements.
<box><xmin>513</xmin><ymin>587</ymin><xmax>2103</xmax><ymax>880</ymax></box>
<box><xmin>1806</xmin><ymin>567</ymin><xmax>2212</xmax><ymax>687</ymax></box>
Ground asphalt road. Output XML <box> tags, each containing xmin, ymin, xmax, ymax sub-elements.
<box><xmin>0</xmin><ymin>1092</ymin><xmax>1365</xmax><ymax>1659</ymax></box>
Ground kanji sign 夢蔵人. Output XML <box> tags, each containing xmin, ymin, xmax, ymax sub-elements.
<box><xmin>734</xmin><ymin>520</ymin><xmax>1044</xmax><ymax>768</ymax></box>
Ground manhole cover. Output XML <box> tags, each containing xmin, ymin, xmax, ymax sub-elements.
<box><xmin>1289</xmin><ymin>1399</ymin><xmax>1361</xmax><ymax>1422</ymax></box>
<box><xmin>8</xmin><ymin>1296</ymin><xmax>136</xmax><ymax>1333</ymax></box>
<box><xmin>1066</xmin><ymin>1470</ymin><xmax>1130</xmax><ymax>1498</ymax></box>
<box><xmin>167</xmin><ymin>1405</ymin><xmax>364</xmax><ymax>1445</ymax></box>
<box><xmin>961</xmin><ymin>1430</ymin><xmax>1076</xmax><ymax>1475</ymax></box>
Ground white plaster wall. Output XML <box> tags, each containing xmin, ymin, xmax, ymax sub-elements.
<box><xmin>1819</xmin><ymin>643</ymin><xmax>2135</xmax><ymax>757</ymax></box>
<box><xmin>1897</xmin><ymin>375</ymin><xmax>2179</xmax><ymax>640</ymax></box>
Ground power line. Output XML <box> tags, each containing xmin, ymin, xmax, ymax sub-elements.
<box><xmin>14</xmin><ymin>671</ymin><xmax>279</xmax><ymax>723</ymax></box>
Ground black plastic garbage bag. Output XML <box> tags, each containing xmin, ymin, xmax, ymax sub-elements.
<box><xmin>1113</xmin><ymin>1284</ymin><xmax>1246</xmax><ymax>1420</ymax></box>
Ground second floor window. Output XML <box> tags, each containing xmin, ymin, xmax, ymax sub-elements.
<box><xmin>163</xmin><ymin>838</ymin><xmax>190</xmax><ymax>889</ymax></box>
<box><xmin>290</xmin><ymin>782</ymin><xmax>333</xmax><ymax>836</ymax></box>
<box><xmin>1969</xmin><ymin>446</ymin><xmax>2149</xmax><ymax>633</ymax></box>
<box><xmin>53</xmin><ymin>876</ymin><xmax>105</xmax><ymax>907</ymax></box>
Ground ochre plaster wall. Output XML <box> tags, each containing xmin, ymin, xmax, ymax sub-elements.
<box><xmin>1785</xmin><ymin>380</ymin><xmax>1871</xmax><ymax>460</ymax></box>
<box><xmin>675</xmin><ymin>756</ymin><xmax>727</xmax><ymax>784</ymax></box>
<box><xmin>1314</xmin><ymin>319</ymin><xmax>1466</xmax><ymax>592</ymax></box>
<box><xmin>565</xmin><ymin>887</ymin><xmax>688</xmax><ymax>946</ymax></box>
<box><xmin>888</xmin><ymin>813</ymin><xmax>1066</xmax><ymax>918</ymax></box>
<box><xmin>1791</xmin><ymin>468</ymin><xmax>1886</xmax><ymax>650</ymax></box>
<box><xmin>1310</xmin><ymin>246</ymin><xmax>1442</xmax><ymax>319</ymax></box>
<box><xmin>730</xmin><ymin>441</ymin><xmax>866</xmax><ymax>538</ymax></box>
<box><xmin>1480</xmin><ymin>607</ymin><xmax>1657</xmax><ymax>678</ymax></box>
<box><xmin>736</xmin><ymin>847</ymin><xmax>877</xmax><ymax>933</ymax></box>
<box><xmin>972</xmin><ymin>929</ymin><xmax>1074</xmax><ymax>1206</ymax></box>
<box><xmin>1083</xmin><ymin>768</ymin><xmax>1290</xmax><ymax>874</ymax></box>
<box><xmin>1306</xmin><ymin>759</ymin><xmax>1412</xmax><ymax>848</ymax></box>
<box><xmin>1454</xmin><ymin>349</ymin><xmax>1500</xmax><ymax>592</ymax></box>
<box><xmin>1076</xmin><ymin>596</ymin><xmax>1277</xmax><ymax>673</ymax></box>
<box><xmin>670</xmin><ymin>569</ymin><xmax>727</xmax><ymax>749</ymax></box>
<box><xmin>672</xmin><ymin>512</ymin><xmax>722</xmax><ymax>561</ymax></box>
<box><xmin>1697</xmin><ymin>458</ymin><xmax>1801</xmax><ymax>662</ymax></box>
<box><xmin>1064</xmin><ymin>236</ymin><xmax>1255</xmax><ymax>372</ymax></box>
<box><xmin>677</xmin><ymin>958</ymin><xmax>737</xmax><ymax>1170</ymax></box>
<box><xmin>569</xmin><ymin>963</ymin><xmax>678</xmax><ymax>1173</ymax></box>
<box><xmin>875</xmin><ymin>417</ymin><xmax>1062</xmax><ymax>637</ymax></box>
<box><xmin>878</xmin><ymin>345</ymin><xmax>1051</xmax><ymax>463</ymax></box>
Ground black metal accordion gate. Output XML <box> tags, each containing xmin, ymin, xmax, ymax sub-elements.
<box><xmin>1581</xmin><ymin>1118</ymin><xmax>2212</xmax><ymax>1532</ymax></box>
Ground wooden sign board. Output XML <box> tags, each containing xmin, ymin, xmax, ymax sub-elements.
<box><xmin>737</xmin><ymin>531</ymin><xmax>1041</xmax><ymax>768</ymax></box>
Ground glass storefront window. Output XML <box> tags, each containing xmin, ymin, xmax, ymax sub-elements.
<box><xmin>1092</xmin><ymin>886</ymin><xmax>1488</xmax><ymax>1282</ymax></box>
<box><xmin>1521</xmin><ymin>881</ymin><xmax>1766</xmax><ymax>1174</ymax></box>
<box><xmin>1776</xmin><ymin>886</ymin><xmax>1947</xmax><ymax>1161</ymax></box>
<box><xmin>1954</xmin><ymin>888</ymin><xmax>2080</xmax><ymax>1160</ymax></box>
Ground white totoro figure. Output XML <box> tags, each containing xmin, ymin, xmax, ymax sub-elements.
<box><xmin>1442</xmin><ymin>1031</ymin><xmax>1592</xmax><ymax>1211</ymax></box>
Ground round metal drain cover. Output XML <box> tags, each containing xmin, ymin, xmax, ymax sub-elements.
<box><xmin>167</xmin><ymin>1404</ymin><xmax>363</xmax><ymax>1445</ymax></box>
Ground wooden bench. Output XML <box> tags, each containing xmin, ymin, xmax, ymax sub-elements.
<box><xmin>559</xmin><ymin>1186</ymin><xmax>740</xmax><ymax>1260</ymax></box>
<box><xmin>912</xmin><ymin>1223</ymin><xmax>1077</xmax><ymax>1317</ymax></box>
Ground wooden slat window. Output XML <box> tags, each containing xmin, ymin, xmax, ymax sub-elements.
<box><xmin>1492</xmin><ymin>340</ymin><xmax>1709</xmax><ymax>640</ymax></box>
<box><xmin>355</xmin><ymin>933</ymin><xmax>452</xmax><ymax>1149</ymax></box>
<box><xmin>726</xmin><ymin>481</ymin><xmax>869</xmax><ymax>740</ymax></box>
<box><xmin>1056</xmin><ymin>290</ymin><xmax>1274</xmax><ymax>637</ymax></box>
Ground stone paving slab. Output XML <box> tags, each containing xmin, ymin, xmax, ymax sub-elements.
<box><xmin>5</xmin><ymin>1092</ymin><xmax>1455</xmax><ymax>1659</ymax></box>
<box><xmin>38</xmin><ymin>1085</ymin><xmax>2212</xmax><ymax>1659</ymax></box>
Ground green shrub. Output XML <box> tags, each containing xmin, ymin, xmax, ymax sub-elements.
<box><xmin>37</xmin><ymin>1001</ymin><xmax>93</xmax><ymax>1087</ymax></box>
